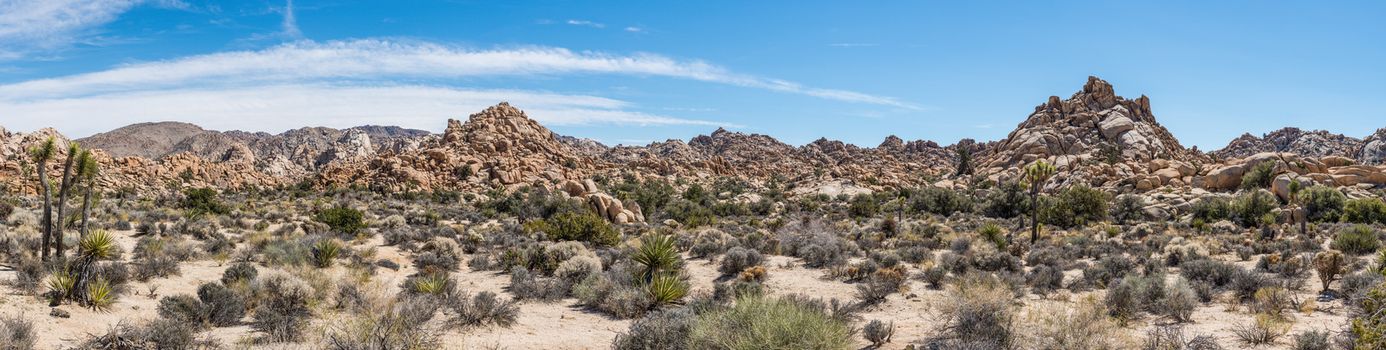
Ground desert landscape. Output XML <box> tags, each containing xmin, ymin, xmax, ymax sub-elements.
<box><xmin>3</xmin><ymin>1</ymin><xmax>1386</xmax><ymax>350</ymax></box>
<box><xmin>0</xmin><ymin>76</ymin><xmax>1385</xmax><ymax>349</ymax></box>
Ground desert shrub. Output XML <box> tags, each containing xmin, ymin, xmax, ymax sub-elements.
<box><xmin>1083</xmin><ymin>255</ymin><xmax>1137</xmax><ymax>288</ymax></box>
<box><xmin>508</xmin><ymin>267</ymin><xmax>567</xmax><ymax>302</ymax></box>
<box><xmin>909</xmin><ymin>187</ymin><xmax>974</xmax><ymax>216</ymax></box>
<box><xmin>1110</xmin><ymin>194</ymin><xmax>1148</xmax><ymax>225</ymax></box>
<box><xmin>1300</xmin><ymin>185</ymin><xmax>1346</xmax><ymax>222</ymax></box>
<box><xmin>10</xmin><ymin>257</ymin><xmax>44</xmax><ymax>293</ymax></box>
<box><xmin>1344</xmin><ymin>198</ymin><xmax>1386</xmax><ymax>224</ymax></box>
<box><xmin>413</xmin><ymin>238</ymin><xmax>462</xmax><ymax>272</ymax></box>
<box><xmin>221</xmin><ymin>262</ymin><xmax>258</xmax><ymax>285</ymax></box>
<box><xmin>554</xmin><ymin>255</ymin><xmax>602</xmax><ymax>285</ymax></box>
<box><xmin>1021</xmin><ymin>297</ymin><xmax>1129</xmax><ymax>349</ymax></box>
<box><xmin>198</xmin><ymin>282</ymin><xmax>245</xmax><ymax>327</ymax></box>
<box><xmin>449</xmin><ymin>291</ymin><xmax>520</xmax><ymax>328</ymax></box>
<box><xmin>1164</xmin><ymin>279</ymin><xmax>1198</xmax><ymax>323</ymax></box>
<box><xmin>1040</xmin><ymin>185</ymin><xmax>1109</xmax><ymax>228</ymax></box>
<box><xmin>316</xmin><ymin>205</ymin><xmax>366</xmax><ymax>235</ymax></box>
<box><xmin>157</xmin><ymin>294</ymin><xmax>207</xmax><ymax>325</ymax></box>
<box><xmin>688</xmin><ymin>295</ymin><xmax>853</xmax><ymax>350</ymax></box>
<box><xmin>718</xmin><ymin>247</ymin><xmax>763</xmax><ymax>276</ymax></box>
<box><xmin>1313</xmin><ymin>250</ymin><xmax>1346</xmax><ymax>293</ymax></box>
<box><xmin>608</xmin><ymin>285</ymin><xmax>657</xmax><ymax>318</ymax></box>
<box><xmin>1231</xmin><ymin>190</ymin><xmax>1278</xmax><ymax>228</ymax></box>
<box><xmin>1240</xmin><ymin>160</ymin><xmax>1278</xmax><ymax>190</ymax></box>
<box><xmin>781</xmin><ymin>232</ymin><xmax>854</xmax><ymax>268</ymax></box>
<box><xmin>1333</xmin><ymin>225</ymin><xmax>1381</xmax><ymax>255</ymax></box>
<box><xmin>982</xmin><ymin>181</ymin><xmax>1028</xmax><ymax>219</ymax></box>
<box><xmin>848</xmin><ymin>193</ymin><xmax>880</xmax><ymax>218</ymax></box>
<box><xmin>921</xmin><ymin>266</ymin><xmax>947</xmax><ymax>289</ymax></box>
<box><xmin>1352</xmin><ymin>282</ymin><xmax>1386</xmax><ymax>349</ymax></box>
<box><xmin>1342</xmin><ymin>271</ymin><xmax>1383</xmax><ymax>302</ymax></box>
<box><xmin>863</xmin><ymin>319</ymin><xmax>894</xmax><ymax>347</ymax></box>
<box><xmin>1105</xmin><ymin>273</ymin><xmax>1166</xmax><ymax>321</ymax></box>
<box><xmin>1191</xmin><ymin>196</ymin><xmax>1232</xmax><ymax>223</ymax></box>
<box><xmin>1181</xmin><ymin>259</ymin><xmax>1237</xmax><ymax>288</ymax></box>
<box><xmin>251</xmin><ymin>272</ymin><xmax>315</xmax><ymax>342</ymax></box>
<box><xmin>612</xmin><ymin>308</ymin><xmax>695</xmax><ymax>350</ymax></box>
<box><xmin>322</xmin><ymin>297</ymin><xmax>441</xmax><ymax>350</ymax></box>
<box><xmin>182</xmin><ymin>188</ymin><xmax>229</xmax><ymax>216</ymax></box>
<box><xmin>929</xmin><ymin>274</ymin><xmax>1015</xmax><ymax>348</ymax></box>
<box><xmin>0</xmin><ymin>314</ymin><xmax>36</xmax><ymax>350</ymax></box>
<box><xmin>1140</xmin><ymin>325</ymin><xmax>1221</xmax><ymax>350</ymax></box>
<box><xmin>526</xmin><ymin>210</ymin><xmax>620</xmax><ymax>246</ymax></box>
<box><xmin>1292</xmin><ymin>329</ymin><xmax>1330</xmax><ymax>350</ymax></box>
<box><xmin>1229</xmin><ymin>269</ymin><xmax>1274</xmax><ymax>301</ymax></box>
<box><xmin>663</xmin><ymin>199</ymin><xmax>715</xmax><ymax>228</ymax></box>
<box><xmin>1232</xmin><ymin>314</ymin><xmax>1289</xmax><ymax>345</ymax></box>
<box><xmin>1020</xmin><ymin>263</ymin><xmax>1060</xmax><ymax>296</ymax></box>
<box><xmin>856</xmin><ymin>268</ymin><xmax>906</xmax><ymax>306</ymax></box>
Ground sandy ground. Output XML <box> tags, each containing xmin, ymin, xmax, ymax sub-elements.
<box><xmin>0</xmin><ymin>228</ymin><xmax>1357</xmax><ymax>349</ymax></box>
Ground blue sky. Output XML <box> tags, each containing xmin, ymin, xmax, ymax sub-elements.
<box><xmin>1</xmin><ymin>1</ymin><xmax>1383</xmax><ymax>149</ymax></box>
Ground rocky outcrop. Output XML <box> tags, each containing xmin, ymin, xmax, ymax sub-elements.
<box><xmin>1359</xmin><ymin>128</ymin><xmax>1386</xmax><ymax>165</ymax></box>
<box><xmin>1215</xmin><ymin>128</ymin><xmax>1361</xmax><ymax>160</ymax></box>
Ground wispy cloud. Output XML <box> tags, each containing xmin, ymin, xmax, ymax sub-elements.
<box><xmin>281</xmin><ymin>0</ymin><xmax>302</xmax><ymax>38</ymax></box>
<box><xmin>624</xmin><ymin>26</ymin><xmax>643</xmax><ymax>33</ymax></box>
<box><xmin>0</xmin><ymin>0</ymin><xmax>142</xmax><ymax>59</ymax></box>
<box><xmin>566</xmin><ymin>19</ymin><xmax>605</xmax><ymax>29</ymax></box>
<box><xmin>0</xmin><ymin>39</ymin><xmax>916</xmax><ymax>109</ymax></box>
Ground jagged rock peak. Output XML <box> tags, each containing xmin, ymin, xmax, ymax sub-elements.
<box><xmin>879</xmin><ymin>135</ymin><xmax>904</xmax><ymax>149</ymax></box>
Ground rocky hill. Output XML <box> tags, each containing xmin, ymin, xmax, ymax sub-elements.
<box><xmin>3</xmin><ymin>76</ymin><xmax>1384</xmax><ymax>214</ymax></box>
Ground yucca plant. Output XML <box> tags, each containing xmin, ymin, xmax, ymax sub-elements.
<box><xmin>647</xmin><ymin>273</ymin><xmax>688</xmax><ymax>306</ymax></box>
<box><xmin>1024</xmin><ymin>160</ymin><xmax>1057</xmax><ymax>244</ymax></box>
<box><xmin>86</xmin><ymin>278</ymin><xmax>115</xmax><ymax>312</ymax></box>
<box><xmin>312</xmin><ymin>239</ymin><xmax>342</xmax><ymax>268</ymax></box>
<box><xmin>632</xmin><ymin>233</ymin><xmax>680</xmax><ymax>282</ymax></box>
<box><xmin>47</xmin><ymin>270</ymin><xmax>76</xmax><ymax>301</ymax></box>
<box><xmin>410</xmin><ymin>273</ymin><xmax>451</xmax><ymax>296</ymax></box>
<box><xmin>79</xmin><ymin>230</ymin><xmax>117</xmax><ymax>260</ymax></box>
<box><xmin>978</xmin><ymin>222</ymin><xmax>1005</xmax><ymax>250</ymax></box>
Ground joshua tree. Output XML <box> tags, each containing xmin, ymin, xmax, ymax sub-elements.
<box><xmin>54</xmin><ymin>142</ymin><xmax>81</xmax><ymax>258</ymax></box>
<box><xmin>29</xmin><ymin>137</ymin><xmax>56</xmax><ymax>261</ymax></box>
<box><xmin>1024</xmin><ymin>160</ymin><xmax>1057</xmax><ymax>244</ymax></box>
<box><xmin>76</xmin><ymin>151</ymin><xmax>98</xmax><ymax>238</ymax></box>
<box><xmin>955</xmin><ymin>147</ymin><xmax>973</xmax><ymax>177</ymax></box>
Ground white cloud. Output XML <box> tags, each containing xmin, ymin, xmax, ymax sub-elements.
<box><xmin>0</xmin><ymin>0</ymin><xmax>141</xmax><ymax>59</ymax></box>
<box><xmin>1</xmin><ymin>84</ymin><xmax>735</xmax><ymax>137</ymax></box>
<box><xmin>565</xmin><ymin>19</ymin><xmax>604</xmax><ymax>29</ymax></box>
<box><xmin>624</xmin><ymin>26</ymin><xmax>643</xmax><ymax>33</ymax></box>
<box><xmin>0</xmin><ymin>39</ymin><xmax>916</xmax><ymax>109</ymax></box>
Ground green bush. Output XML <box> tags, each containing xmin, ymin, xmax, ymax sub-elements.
<box><xmin>982</xmin><ymin>181</ymin><xmax>1028</xmax><ymax>219</ymax></box>
<box><xmin>1231</xmin><ymin>190</ymin><xmax>1277</xmax><ymax>228</ymax></box>
<box><xmin>613</xmin><ymin>178</ymin><xmax>676</xmax><ymax>221</ymax></box>
<box><xmin>688</xmin><ymin>295</ymin><xmax>853</xmax><ymax>350</ymax></box>
<box><xmin>1109</xmin><ymin>194</ymin><xmax>1147</xmax><ymax>225</ymax></box>
<box><xmin>1332</xmin><ymin>225</ymin><xmax>1381</xmax><ymax>256</ymax></box>
<box><xmin>663</xmin><ymin>199</ymin><xmax>715</xmax><ymax>228</ymax></box>
<box><xmin>848</xmin><ymin>193</ymin><xmax>880</xmax><ymax>218</ymax></box>
<box><xmin>182</xmin><ymin>188</ymin><xmax>229</xmax><ymax>216</ymax></box>
<box><xmin>315</xmin><ymin>205</ymin><xmax>365</xmax><ymax>235</ymax></box>
<box><xmin>1345</xmin><ymin>198</ymin><xmax>1386</xmax><ymax>224</ymax></box>
<box><xmin>1299</xmin><ymin>185</ymin><xmax>1345</xmax><ymax>223</ymax></box>
<box><xmin>1040</xmin><ymin>185</ymin><xmax>1109</xmax><ymax>228</ymax></box>
<box><xmin>1240</xmin><ymin>161</ymin><xmax>1277</xmax><ymax>190</ymax></box>
<box><xmin>1191</xmin><ymin>197</ymin><xmax>1231</xmax><ymax>223</ymax></box>
<box><xmin>526</xmin><ymin>210</ymin><xmax>620</xmax><ymax>246</ymax></box>
<box><xmin>909</xmin><ymin>187</ymin><xmax>974</xmax><ymax>216</ymax></box>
